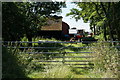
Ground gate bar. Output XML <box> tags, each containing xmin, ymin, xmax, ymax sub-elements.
<box><xmin>2</xmin><ymin>41</ymin><xmax>120</xmax><ymax>43</ymax></box>
<box><xmin>40</xmin><ymin>63</ymin><xmax>94</xmax><ymax>65</ymax></box>
<box><xmin>72</xmin><ymin>67</ymin><xmax>94</xmax><ymax>69</ymax></box>
<box><xmin>2</xmin><ymin>45</ymin><xmax>90</xmax><ymax>49</ymax></box>
<box><xmin>40</xmin><ymin>56</ymin><xmax>94</xmax><ymax>58</ymax></box>
<box><xmin>36</xmin><ymin>60</ymin><xmax>92</xmax><ymax>62</ymax></box>
<box><xmin>19</xmin><ymin>52</ymin><xmax>94</xmax><ymax>54</ymax></box>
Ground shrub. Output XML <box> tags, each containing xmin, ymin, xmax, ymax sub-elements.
<box><xmin>2</xmin><ymin>47</ymin><xmax>26</xmax><ymax>78</ymax></box>
<box><xmin>89</xmin><ymin>42</ymin><xmax>119</xmax><ymax>78</ymax></box>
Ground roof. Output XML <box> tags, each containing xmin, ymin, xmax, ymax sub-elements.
<box><xmin>41</xmin><ymin>22</ymin><xmax>62</xmax><ymax>31</ymax></box>
<box><xmin>41</xmin><ymin>16</ymin><xmax>70</xmax><ymax>31</ymax></box>
<box><xmin>41</xmin><ymin>16</ymin><xmax>62</xmax><ymax>31</ymax></box>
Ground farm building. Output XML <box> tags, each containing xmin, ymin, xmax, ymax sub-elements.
<box><xmin>39</xmin><ymin>16</ymin><xmax>70</xmax><ymax>39</ymax></box>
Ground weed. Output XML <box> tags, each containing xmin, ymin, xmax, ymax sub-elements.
<box><xmin>89</xmin><ymin>41</ymin><xmax>119</xmax><ymax>78</ymax></box>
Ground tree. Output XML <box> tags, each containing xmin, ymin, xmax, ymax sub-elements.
<box><xmin>2</xmin><ymin>2</ymin><xmax>65</xmax><ymax>44</ymax></box>
<box><xmin>2</xmin><ymin>2</ymin><xmax>26</xmax><ymax>41</ymax></box>
<box><xmin>67</xmin><ymin>2</ymin><xmax>120</xmax><ymax>41</ymax></box>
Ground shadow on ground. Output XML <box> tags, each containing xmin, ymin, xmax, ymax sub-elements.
<box><xmin>2</xmin><ymin>47</ymin><xmax>27</xmax><ymax>78</ymax></box>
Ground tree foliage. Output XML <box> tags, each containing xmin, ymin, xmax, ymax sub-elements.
<box><xmin>67</xmin><ymin>2</ymin><xmax>120</xmax><ymax>41</ymax></box>
<box><xmin>2</xmin><ymin>2</ymin><xmax>65</xmax><ymax>41</ymax></box>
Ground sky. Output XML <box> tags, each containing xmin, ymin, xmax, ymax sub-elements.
<box><xmin>59</xmin><ymin>2</ymin><xmax>91</xmax><ymax>32</ymax></box>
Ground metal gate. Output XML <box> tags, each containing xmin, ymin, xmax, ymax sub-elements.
<box><xmin>2</xmin><ymin>41</ymin><xmax>120</xmax><ymax>69</ymax></box>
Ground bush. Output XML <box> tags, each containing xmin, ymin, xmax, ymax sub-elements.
<box><xmin>2</xmin><ymin>47</ymin><xmax>26</xmax><ymax>78</ymax></box>
<box><xmin>89</xmin><ymin>42</ymin><xmax>119</xmax><ymax>78</ymax></box>
<box><xmin>2</xmin><ymin>46</ymin><xmax>45</xmax><ymax>78</ymax></box>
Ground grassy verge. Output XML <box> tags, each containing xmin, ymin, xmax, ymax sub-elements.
<box><xmin>24</xmin><ymin>39</ymin><xmax>93</xmax><ymax>78</ymax></box>
<box><xmin>88</xmin><ymin>42</ymin><xmax>119</xmax><ymax>78</ymax></box>
<box><xmin>2</xmin><ymin>37</ymin><xmax>96</xmax><ymax>78</ymax></box>
<box><xmin>3</xmin><ymin>37</ymin><xmax>119</xmax><ymax>78</ymax></box>
<box><xmin>2</xmin><ymin>47</ymin><xmax>27</xmax><ymax>78</ymax></box>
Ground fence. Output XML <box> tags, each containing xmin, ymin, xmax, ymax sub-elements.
<box><xmin>2</xmin><ymin>40</ymin><xmax>120</xmax><ymax>69</ymax></box>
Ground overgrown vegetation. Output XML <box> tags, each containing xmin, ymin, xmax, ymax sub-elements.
<box><xmin>2</xmin><ymin>47</ymin><xmax>26</xmax><ymax>78</ymax></box>
<box><xmin>2</xmin><ymin>2</ymin><xmax>65</xmax><ymax>41</ymax></box>
<box><xmin>2</xmin><ymin>2</ymin><xmax>120</xmax><ymax>79</ymax></box>
<box><xmin>2</xmin><ymin>37</ymin><xmax>119</xmax><ymax>78</ymax></box>
<box><xmin>67</xmin><ymin>2</ymin><xmax>120</xmax><ymax>41</ymax></box>
<box><xmin>2</xmin><ymin>37</ymin><xmax>91</xmax><ymax>78</ymax></box>
<box><xmin>89</xmin><ymin>42</ymin><xmax>119</xmax><ymax>78</ymax></box>
<box><xmin>27</xmin><ymin>64</ymin><xmax>74</xmax><ymax>78</ymax></box>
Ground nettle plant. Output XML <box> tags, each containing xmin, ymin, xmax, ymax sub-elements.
<box><xmin>89</xmin><ymin>42</ymin><xmax>119</xmax><ymax>78</ymax></box>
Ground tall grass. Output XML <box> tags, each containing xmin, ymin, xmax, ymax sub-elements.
<box><xmin>28</xmin><ymin>64</ymin><xmax>74</xmax><ymax>78</ymax></box>
<box><xmin>89</xmin><ymin>42</ymin><xmax>119</xmax><ymax>78</ymax></box>
<box><xmin>3</xmin><ymin>38</ymin><xmax>119</xmax><ymax>78</ymax></box>
<box><xmin>2</xmin><ymin>47</ymin><xmax>27</xmax><ymax>78</ymax></box>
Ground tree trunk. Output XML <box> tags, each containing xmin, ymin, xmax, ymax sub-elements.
<box><xmin>27</xmin><ymin>34</ymin><xmax>32</xmax><ymax>46</ymax></box>
<box><xmin>93</xmin><ymin>24</ymin><xmax>96</xmax><ymax>35</ymax></box>
<box><xmin>108</xmin><ymin>21</ymin><xmax>115</xmax><ymax>41</ymax></box>
<box><xmin>103</xmin><ymin>22</ymin><xmax>107</xmax><ymax>41</ymax></box>
<box><xmin>100</xmin><ymin>2</ymin><xmax>115</xmax><ymax>41</ymax></box>
<box><xmin>112</xmin><ymin>2</ymin><xmax>120</xmax><ymax>45</ymax></box>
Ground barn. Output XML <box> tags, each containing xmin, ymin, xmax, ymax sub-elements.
<box><xmin>39</xmin><ymin>16</ymin><xmax>70</xmax><ymax>40</ymax></box>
